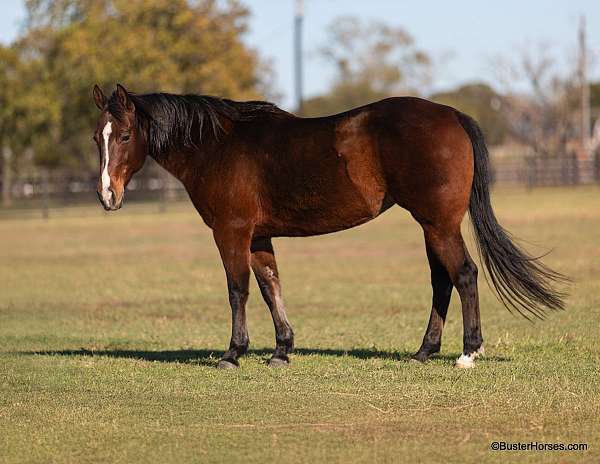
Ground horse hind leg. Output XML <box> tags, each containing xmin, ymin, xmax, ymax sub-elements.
<box><xmin>419</xmin><ymin>224</ymin><xmax>484</xmax><ymax>368</ymax></box>
<box><xmin>411</xmin><ymin>237</ymin><xmax>453</xmax><ymax>362</ymax></box>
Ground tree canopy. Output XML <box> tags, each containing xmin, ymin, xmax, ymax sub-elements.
<box><xmin>3</xmin><ymin>0</ymin><xmax>271</xmax><ymax>171</ymax></box>
<box><xmin>303</xmin><ymin>17</ymin><xmax>431</xmax><ymax>117</ymax></box>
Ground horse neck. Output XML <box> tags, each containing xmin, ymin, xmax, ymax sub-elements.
<box><xmin>148</xmin><ymin>136</ymin><xmax>223</xmax><ymax>186</ymax></box>
<box><xmin>144</xmin><ymin>114</ymin><xmax>235</xmax><ymax>185</ymax></box>
<box><xmin>149</xmin><ymin>149</ymin><xmax>186</xmax><ymax>181</ymax></box>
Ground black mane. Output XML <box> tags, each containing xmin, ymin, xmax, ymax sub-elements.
<box><xmin>107</xmin><ymin>91</ymin><xmax>289</xmax><ymax>158</ymax></box>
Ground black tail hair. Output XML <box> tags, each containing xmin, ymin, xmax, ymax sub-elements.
<box><xmin>457</xmin><ymin>112</ymin><xmax>568</xmax><ymax>319</ymax></box>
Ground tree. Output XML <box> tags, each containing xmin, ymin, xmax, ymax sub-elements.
<box><xmin>303</xmin><ymin>17</ymin><xmax>431</xmax><ymax>117</ymax></box>
<box><xmin>12</xmin><ymin>0</ymin><xmax>271</xmax><ymax>171</ymax></box>
<box><xmin>591</xmin><ymin>81</ymin><xmax>600</xmax><ymax>108</ymax></box>
<box><xmin>492</xmin><ymin>46</ymin><xmax>578</xmax><ymax>157</ymax></box>
<box><xmin>0</xmin><ymin>45</ymin><xmax>18</xmax><ymax>206</ymax></box>
<box><xmin>1</xmin><ymin>44</ymin><xmax>60</xmax><ymax>204</ymax></box>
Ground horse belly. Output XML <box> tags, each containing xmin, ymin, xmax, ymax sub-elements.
<box><xmin>260</xmin><ymin>114</ymin><xmax>389</xmax><ymax>237</ymax></box>
<box><xmin>263</xmin><ymin>176</ymin><xmax>386</xmax><ymax>237</ymax></box>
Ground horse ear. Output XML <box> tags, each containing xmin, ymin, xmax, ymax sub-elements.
<box><xmin>116</xmin><ymin>83</ymin><xmax>135</xmax><ymax>114</ymax></box>
<box><xmin>93</xmin><ymin>84</ymin><xmax>107</xmax><ymax>111</ymax></box>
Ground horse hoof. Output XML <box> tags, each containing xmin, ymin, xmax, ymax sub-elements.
<box><xmin>410</xmin><ymin>352</ymin><xmax>429</xmax><ymax>364</ymax></box>
<box><xmin>268</xmin><ymin>357</ymin><xmax>289</xmax><ymax>367</ymax></box>
<box><xmin>455</xmin><ymin>346</ymin><xmax>484</xmax><ymax>369</ymax></box>
<box><xmin>217</xmin><ymin>359</ymin><xmax>238</xmax><ymax>369</ymax></box>
<box><xmin>455</xmin><ymin>355</ymin><xmax>475</xmax><ymax>369</ymax></box>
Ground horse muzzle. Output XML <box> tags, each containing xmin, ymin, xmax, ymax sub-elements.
<box><xmin>97</xmin><ymin>187</ymin><xmax>123</xmax><ymax>211</ymax></box>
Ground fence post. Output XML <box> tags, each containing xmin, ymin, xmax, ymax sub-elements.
<box><xmin>561</xmin><ymin>154</ymin><xmax>569</xmax><ymax>185</ymax></box>
<box><xmin>41</xmin><ymin>169</ymin><xmax>49</xmax><ymax>220</ymax></box>
<box><xmin>158</xmin><ymin>169</ymin><xmax>169</xmax><ymax>213</ymax></box>
<box><xmin>2</xmin><ymin>146</ymin><xmax>13</xmax><ymax>208</ymax></box>
<box><xmin>526</xmin><ymin>156</ymin><xmax>536</xmax><ymax>190</ymax></box>
<box><xmin>572</xmin><ymin>152</ymin><xmax>580</xmax><ymax>185</ymax></box>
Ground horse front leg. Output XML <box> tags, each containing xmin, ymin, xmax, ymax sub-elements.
<box><xmin>250</xmin><ymin>237</ymin><xmax>294</xmax><ymax>366</ymax></box>
<box><xmin>213</xmin><ymin>224</ymin><xmax>253</xmax><ymax>369</ymax></box>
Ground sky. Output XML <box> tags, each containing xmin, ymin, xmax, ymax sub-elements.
<box><xmin>1</xmin><ymin>0</ymin><xmax>600</xmax><ymax>109</ymax></box>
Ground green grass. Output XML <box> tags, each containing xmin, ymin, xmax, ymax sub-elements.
<box><xmin>1</xmin><ymin>187</ymin><xmax>599</xmax><ymax>463</ymax></box>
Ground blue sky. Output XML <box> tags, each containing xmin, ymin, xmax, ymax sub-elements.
<box><xmin>1</xmin><ymin>1</ymin><xmax>599</xmax><ymax>109</ymax></box>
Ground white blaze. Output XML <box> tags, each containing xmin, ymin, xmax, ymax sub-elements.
<box><xmin>101</xmin><ymin>121</ymin><xmax>113</xmax><ymax>203</ymax></box>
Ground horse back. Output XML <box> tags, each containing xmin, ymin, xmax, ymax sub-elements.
<box><xmin>222</xmin><ymin>97</ymin><xmax>469</xmax><ymax>237</ymax></box>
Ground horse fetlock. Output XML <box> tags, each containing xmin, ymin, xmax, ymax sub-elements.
<box><xmin>276</xmin><ymin>332</ymin><xmax>294</xmax><ymax>352</ymax></box>
<box><xmin>236</xmin><ymin>341</ymin><xmax>249</xmax><ymax>357</ymax></box>
<box><xmin>228</xmin><ymin>336</ymin><xmax>249</xmax><ymax>357</ymax></box>
<box><xmin>411</xmin><ymin>342</ymin><xmax>441</xmax><ymax>363</ymax></box>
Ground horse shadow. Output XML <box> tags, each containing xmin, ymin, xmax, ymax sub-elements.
<box><xmin>20</xmin><ymin>347</ymin><xmax>511</xmax><ymax>366</ymax></box>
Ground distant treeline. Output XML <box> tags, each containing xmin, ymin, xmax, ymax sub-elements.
<box><xmin>1</xmin><ymin>3</ymin><xmax>597</xmax><ymax>204</ymax></box>
<box><xmin>0</xmin><ymin>0</ymin><xmax>272</xmax><ymax>177</ymax></box>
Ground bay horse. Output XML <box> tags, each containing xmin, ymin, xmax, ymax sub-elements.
<box><xmin>91</xmin><ymin>84</ymin><xmax>566</xmax><ymax>369</ymax></box>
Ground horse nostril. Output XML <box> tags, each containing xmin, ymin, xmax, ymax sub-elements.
<box><xmin>97</xmin><ymin>189</ymin><xmax>114</xmax><ymax>210</ymax></box>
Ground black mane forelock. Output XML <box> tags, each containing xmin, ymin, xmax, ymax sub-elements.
<box><xmin>106</xmin><ymin>91</ymin><xmax>288</xmax><ymax>158</ymax></box>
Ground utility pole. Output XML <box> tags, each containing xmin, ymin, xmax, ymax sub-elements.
<box><xmin>579</xmin><ymin>15</ymin><xmax>591</xmax><ymax>162</ymax></box>
<box><xmin>294</xmin><ymin>0</ymin><xmax>304</xmax><ymax>115</ymax></box>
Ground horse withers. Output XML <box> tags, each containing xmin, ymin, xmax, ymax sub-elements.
<box><xmin>91</xmin><ymin>84</ymin><xmax>567</xmax><ymax>369</ymax></box>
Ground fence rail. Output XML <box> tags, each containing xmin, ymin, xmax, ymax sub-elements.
<box><xmin>5</xmin><ymin>172</ymin><xmax>187</xmax><ymax>206</ymax></box>
<box><xmin>1</xmin><ymin>153</ymin><xmax>599</xmax><ymax>217</ymax></box>
<box><xmin>493</xmin><ymin>153</ymin><xmax>600</xmax><ymax>187</ymax></box>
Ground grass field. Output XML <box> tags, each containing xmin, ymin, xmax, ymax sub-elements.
<box><xmin>1</xmin><ymin>187</ymin><xmax>599</xmax><ymax>463</ymax></box>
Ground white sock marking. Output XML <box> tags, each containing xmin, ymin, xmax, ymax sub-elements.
<box><xmin>455</xmin><ymin>346</ymin><xmax>484</xmax><ymax>369</ymax></box>
<box><xmin>101</xmin><ymin>121</ymin><xmax>113</xmax><ymax>202</ymax></box>
<box><xmin>456</xmin><ymin>353</ymin><xmax>475</xmax><ymax>368</ymax></box>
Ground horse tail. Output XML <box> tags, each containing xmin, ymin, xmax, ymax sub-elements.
<box><xmin>456</xmin><ymin>111</ymin><xmax>568</xmax><ymax>319</ymax></box>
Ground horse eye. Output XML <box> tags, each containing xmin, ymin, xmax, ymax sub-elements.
<box><xmin>120</xmin><ymin>133</ymin><xmax>130</xmax><ymax>143</ymax></box>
